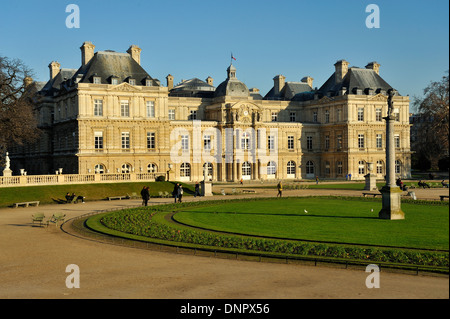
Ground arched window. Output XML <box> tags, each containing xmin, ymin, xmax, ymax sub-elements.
<box><xmin>121</xmin><ymin>163</ymin><xmax>131</xmax><ymax>173</ymax></box>
<box><xmin>242</xmin><ymin>161</ymin><xmax>251</xmax><ymax>179</ymax></box>
<box><xmin>376</xmin><ymin>160</ymin><xmax>384</xmax><ymax>174</ymax></box>
<box><xmin>358</xmin><ymin>161</ymin><xmax>365</xmax><ymax>175</ymax></box>
<box><xmin>94</xmin><ymin>164</ymin><xmax>105</xmax><ymax>174</ymax></box>
<box><xmin>180</xmin><ymin>163</ymin><xmax>191</xmax><ymax>178</ymax></box>
<box><xmin>203</xmin><ymin>162</ymin><xmax>213</xmax><ymax>180</ymax></box>
<box><xmin>147</xmin><ymin>163</ymin><xmax>157</xmax><ymax>173</ymax></box>
<box><xmin>267</xmin><ymin>161</ymin><xmax>277</xmax><ymax>175</ymax></box>
<box><xmin>306</xmin><ymin>161</ymin><xmax>314</xmax><ymax>175</ymax></box>
<box><xmin>287</xmin><ymin>161</ymin><xmax>296</xmax><ymax>177</ymax></box>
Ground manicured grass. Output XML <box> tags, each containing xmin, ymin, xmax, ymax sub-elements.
<box><xmin>0</xmin><ymin>181</ymin><xmax>194</xmax><ymax>207</ymax></box>
<box><xmin>173</xmin><ymin>197</ymin><xmax>449</xmax><ymax>250</ymax></box>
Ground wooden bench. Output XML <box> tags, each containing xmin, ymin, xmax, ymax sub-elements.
<box><xmin>108</xmin><ymin>195</ymin><xmax>129</xmax><ymax>201</ymax></box>
<box><xmin>440</xmin><ymin>195</ymin><xmax>449</xmax><ymax>201</ymax></box>
<box><xmin>14</xmin><ymin>201</ymin><xmax>40</xmax><ymax>208</ymax></box>
<box><xmin>32</xmin><ymin>213</ymin><xmax>45</xmax><ymax>227</ymax></box>
<box><xmin>242</xmin><ymin>189</ymin><xmax>256</xmax><ymax>193</ymax></box>
<box><xmin>362</xmin><ymin>192</ymin><xmax>382</xmax><ymax>198</ymax></box>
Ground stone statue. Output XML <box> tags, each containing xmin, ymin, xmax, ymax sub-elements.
<box><xmin>5</xmin><ymin>152</ymin><xmax>10</xmax><ymax>170</ymax></box>
<box><xmin>387</xmin><ymin>89</ymin><xmax>394</xmax><ymax>117</ymax></box>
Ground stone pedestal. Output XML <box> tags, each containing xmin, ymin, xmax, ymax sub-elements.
<box><xmin>201</xmin><ymin>181</ymin><xmax>212</xmax><ymax>196</ymax></box>
<box><xmin>378</xmin><ymin>186</ymin><xmax>405</xmax><ymax>220</ymax></box>
<box><xmin>2</xmin><ymin>169</ymin><xmax>12</xmax><ymax>177</ymax></box>
<box><xmin>364</xmin><ymin>173</ymin><xmax>377</xmax><ymax>191</ymax></box>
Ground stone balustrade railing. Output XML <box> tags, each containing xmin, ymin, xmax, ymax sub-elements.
<box><xmin>0</xmin><ymin>172</ymin><xmax>163</xmax><ymax>188</ymax></box>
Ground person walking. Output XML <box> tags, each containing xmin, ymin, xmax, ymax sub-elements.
<box><xmin>277</xmin><ymin>181</ymin><xmax>283</xmax><ymax>197</ymax></box>
<box><xmin>315</xmin><ymin>176</ymin><xmax>319</xmax><ymax>184</ymax></box>
<box><xmin>178</xmin><ymin>185</ymin><xmax>184</xmax><ymax>203</ymax></box>
<box><xmin>141</xmin><ymin>186</ymin><xmax>150</xmax><ymax>206</ymax></box>
<box><xmin>172</xmin><ymin>183</ymin><xmax>180</xmax><ymax>203</ymax></box>
<box><xmin>194</xmin><ymin>181</ymin><xmax>200</xmax><ymax>197</ymax></box>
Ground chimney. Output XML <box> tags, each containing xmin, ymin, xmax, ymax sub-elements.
<box><xmin>206</xmin><ymin>76</ymin><xmax>214</xmax><ymax>86</ymax></box>
<box><xmin>80</xmin><ymin>41</ymin><xmax>95</xmax><ymax>66</ymax></box>
<box><xmin>166</xmin><ymin>74</ymin><xmax>174</xmax><ymax>90</ymax></box>
<box><xmin>48</xmin><ymin>61</ymin><xmax>61</xmax><ymax>80</ymax></box>
<box><xmin>365</xmin><ymin>61</ymin><xmax>380</xmax><ymax>75</ymax></box>
<box><xmin>23</xmin><ymin>76</ymin><xmax>33</xmax><ymax>88</ymax></box>
<box><xmin>334</xmin><ymin>59</ymin><xmax>349</xmax><ymax>84</ymax></box>
<box><xmin>127</xmin><ymin>45</ymin><xmax>142</xmax><ymax>65</ymax></box>
<box><xmin>301</xmin><ymin>76</ymin><xmax>314</xmax><ymax>88</ymax></box>
<box><xmin>273</xmin><ymin>75</ymin><xmax>286</xmax><ymax>96</ymax></box>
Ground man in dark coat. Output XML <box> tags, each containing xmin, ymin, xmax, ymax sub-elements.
<box><xmin>141</xmin><ymin>186</ymin><xmax>150</xmax><ymax>206</ymax></box>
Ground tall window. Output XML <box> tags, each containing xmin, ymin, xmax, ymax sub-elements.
<box><xmin>336</xmin><ymin>161</ymin><xmax>343</xmax><ymax>175</ymax></box>
<box><xmin>313</xmin><ymin>111</ymin><xmax>318</xmax><ymax>123</ymax></box>
<box><xmin>204</xmin><ymin>135</ymin><xmax>211</xmax><ymax>151</ymax></box>
<box><xmin>376</xmin><ymin>108</ymin><xmax>382</xmax><ymax>121</ymax></box>
<box><xmin>336</xmin><ymin>109</ymin><xmax>342</xmax><ymax>122</ymax></box>
<box><xmin>325</xmin><ymin>110</ymin><xmax>330</xmax><ymax>123</ymax></box>
<box><xmin>241</xmin><ymin>132</ymin><xmax>250</xmax><ymax>150</ymax></box>
<box><xmin>377</xmin><ymin>160</ymin><xmax>384</xmax><ymax>174</ymax></box>
<box><xmin>307</xmin><ymin>136</ymin><xmax>313</xmax><ymax>151</ymax></box>
<box><xmin>180</xmin><ymin>163</ymin><xmax>191</xmax><ymax>177</ymax></box>
<box><xmin>242</xmin><ymin>161</ymin><xmax>251</xmax><ymax>177</ymax></box>
<box><xmin>325</xmin><ymin>135</ymin><xmax>330</xmax><ymax>150</ymax></box>
<box><xmin>168</xmin><ymin>109</ymin><xmax>175</xmax><ymax>120</ymax></box>
<box><xmin>395</xmin><ymin>160</ymin><xmax>402</xmax><ymax>174</ymax></box>
<box><xmin>121</xmin><ymin>132</ymin><xmax>130</xmax><ymax>150</ymax></box>
<box><xmin>306</xmin><ymin>161</ymin><xmax>314</xmax><ymax>175</ymax></box>
<box><xmin>358</xmin><ymin>134</ymin><xmax>365</xmax><ymax>149</ymax></box>
<box><xmin>267</xmin><ymin>161</ymin><xmax>276</xmax><ymax>175</ymax></box>
<box><xmin>358</xmin><ymin>161</ymin><xmax>365</xmax><ymax>174</ymax></box>
<box><xmin>376</xmin><ymin>134</ymin><xmax>383</xmax><ymax>149</ymax></box>
<box><xmin>287</xmin><ymin>161</ymin><xmax>296</xmax><ymax>175</ymax></box>
<box><xmin>94</xmin><ymin>132</ymin><xmax>103</xmax><ymax>150</ymax></box>
<box><xmin>336</xmin><ymin>135</ymin><xmax>342</xmax><ymax>150</ymax></box>
<box><xmin>121</xmin><ymin>100</ymin><xmax>130</xmax><ymax>117</ymax></box>
<box><xmin>268</xmin><ymin>135</ymin><xmax>275</xmax><ymax>150</ymax></box>
<box><xmin>181</xmin><ymin>135</ymin><xmax>189</xmax><ymax>151</ymax></box>
<box><xmin>357</xmin><ymin>107</ymin><xmax>364</xmax><ymax>121</ymax></box>
<box><xmin>325</xmin><ymin>161</ymin><xmax>331</xmax><ymax>175</ymax></box>
<box><xmin>146</xmin><ymin>101</ymin><xmax>155</xmax><ymax>118</ymax></box>
<box><xmin>288</xmin><ymin>136</ymin><xmax>294</xmax><ymax>150</ymax></box>
<box><xmin>147</xmin><ymin>132</ymin><xmax>155</xmax><ymax>149</ymax></box>
<box><xmin>394</xmin><ymin>134</ymin><xmax>400</xmax><ymax>148</ymax></box>
<box><xmin>94</xmin><ymin>99</ymin><xmax>103</xmax><ymax>116</ymax></box>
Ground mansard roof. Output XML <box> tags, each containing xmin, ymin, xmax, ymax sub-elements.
<box><xmin>39</xmin><ymin>68</ymin><xmax>77</xmax><ymax>96</ymax></box>
<box><xmin>170</xmin><ymin>78</ymin><xmax>215</xmax><ymax>98</ymax></box>
<box><xmin>264</xmin><ymin>82</ymin><xmax>312</xmax><ymax>100</ymax></box>
<box><xmin>317</xmin><ymin>67</ymin><xmax>396</xmax><ymax>97</ymax></box>
<box><xmin>72</xmin><ymin>51</ymin><xmax>159</xmax><ymax>86</ymax></box>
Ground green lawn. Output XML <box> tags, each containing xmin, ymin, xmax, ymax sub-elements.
<box><xmin>173</xmin><ymin>197</ymin><xmax>449</xmax><ymax>250</ymax></box>
<box><xmin>0</xmin><ymin>181</ymin><xmax>194</xmax><ymax>207</ymax></box>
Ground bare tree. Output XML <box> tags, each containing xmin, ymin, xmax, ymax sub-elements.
<box><xmin>412</xmin><ymin>72</ymin><xmax>449</xmax><ymax>170</ymax></box>
<box><xmin>0</xmin><ymin>56</ymin><xmax>40</xmax><ymax>166</ymax></box>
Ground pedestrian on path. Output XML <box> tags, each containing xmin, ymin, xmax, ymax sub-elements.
<box><xmin>141</xmin><ymin>186</ymin><xmax>150</xmax><ymax>206</ymax></box>
<box><xmin>277</xmin><ymin>181</ymin><xmax>283</xmax><ymax>197</ymax></box>
<box><xmin>172</xmin><ymin>183</ymin><xmax>180</xmax><ymax>203</ymax></box>
<box><xmin>178</xmin><ymin>185</ymin><xmax>184</xmax><ymax>203</ymax></box>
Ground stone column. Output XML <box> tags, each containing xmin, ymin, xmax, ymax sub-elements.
<box><xmin>379</xmin><ymin>90</ymin><xmax>404</xmax><ymax>220</ymax></box>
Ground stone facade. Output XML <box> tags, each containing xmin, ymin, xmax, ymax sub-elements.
<box><xmin>9</xmin><ymin>42</ymin><xmax>412</xmax><ymax>182</ymax></box>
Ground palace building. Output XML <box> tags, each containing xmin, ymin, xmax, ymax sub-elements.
<box><xmin>10</xmin><ymin>42</ymin><xmax>412</xmax><ymax>182</ymax></box>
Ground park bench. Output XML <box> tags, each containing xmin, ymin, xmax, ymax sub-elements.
<box><xmin>362</xmin><ymin>192</ymin><xmax>382</xmax><ymax>198</ymax></box>
<box><xmin>14</xmin><ymin>201</ymin><xmax>40</xmax><ymax>208</ymax></box>
<box><xmin>242</xmin><ymin>189</ymin><xmax>256</xmax><ymax>193</ymax></box>
<box><xmin>440</xmin><ymin>195</ymin><xmax>449</xmax><ymax>201</ymax></box>
<box><xmin>46</xmin><ymin>213</ymin><xmax>66</xmax><ymax>228</ymax></box>
<box><xmin>107</xmin><ymin>195</ymin><xmax>129</xmax><ymax>201</ymax></box>
<box><xmin>31</xmin><ymin>213</ymin><xmax>45</xmax><ymax>227</ymax></box>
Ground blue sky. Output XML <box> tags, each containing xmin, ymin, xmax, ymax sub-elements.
<box><xmin>1</xmin><ymin>0</ymin><xmax>448</xmax><ymax>103</ymax></box>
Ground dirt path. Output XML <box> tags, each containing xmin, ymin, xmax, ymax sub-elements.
<box><xmin>0</xmin><ymin>188</ymin><xmax>448</xmax><ymax>299</ymax></box>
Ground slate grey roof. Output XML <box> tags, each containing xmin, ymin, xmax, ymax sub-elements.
<box><xmin>264</xmin><ymin>82</ymin><xmax>312</xmax><ymax>100</ymax></box>
<box><xmin>39</xmin><ymin>69</ymin><xmax>77</xmax><ymax>96</ymax></box>
<box><xmin>170</xmin><ymin>78</ymin><xmax>215</xmax><ymax>98</ymax></box>
<box><xmin>317</xmin><ymin>67</ymin><xmax>396</xmax><ymax>97</ymax></box>
<box><xmin>72</xmin><ymin>51</ymin><xmax>159</xmax><ymax>86</ymax></box>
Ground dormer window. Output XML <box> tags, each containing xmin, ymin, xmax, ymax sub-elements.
<box><xmin>75</xmin><ymin>75</ymin><xmax>83</xmax><ymax>83</ymax></box>
<box><xmin>145</xmin><ymin>79</ymin><xmax>152</xmax><ymax>87</ymax></box>
<box><xmin>128</xmin><ymin>78</ymin><xmax>136</xmax><ymax>86</ymax></box>
<box><xmin>93</xmin><ymin>76</ymin><xmax>101</xmax><ymax>84</ymax></box>
<box><xmin>111</xmin><ymin>76</ymin><xmax>119</xmax><ymax>85</ymax></box>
